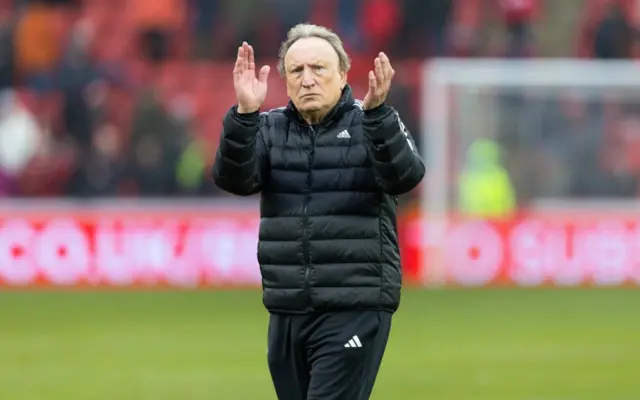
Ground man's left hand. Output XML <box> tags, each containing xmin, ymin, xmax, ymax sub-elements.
<box><xmin>363</xmin><ymin>52</ymin><xmax>395</xmax><ymax>111</ymax></box>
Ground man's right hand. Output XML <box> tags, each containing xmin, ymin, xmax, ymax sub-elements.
<box><xmin>234</xmin><ymin>42</ymin><xmax>270</xmax><ymax>114</ymax></box>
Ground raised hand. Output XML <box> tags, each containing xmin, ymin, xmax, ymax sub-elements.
<box><xmin>233</xmin><ymin>42</ymin><xmax>271</xmax><ymax>114</ymax></box>
<box><xmin>363</xmin><ymin>52</ymin><xmax>395</xmax><ymax>111</ymax></box>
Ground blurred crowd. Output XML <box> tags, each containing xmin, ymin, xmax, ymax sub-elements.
<box><xmin>492</xmin><ymin>0</ymin><xmax>640</xmax><ymax>207</ymax></box>
<box><xmin>0</xmin><ymin>0</ymin><xmax>638</xmax><ymax>201</ymax></box>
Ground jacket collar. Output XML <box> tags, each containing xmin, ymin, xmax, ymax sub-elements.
<box><xmin>284</xmin><ymin>85</ymin><xmax>355</xmax><ymax>127</ymax></box>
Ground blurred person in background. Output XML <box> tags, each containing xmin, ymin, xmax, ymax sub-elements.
<box><xmin>175</xmin><ymin>138</ymin><xmax>208</xmax><ymax>195</ymax></box>
<box><xmin>0</xmin><ymin>9</ymin><xmax>14</xmax><ymax>91</ymax></box>
<box><xmin>0</xmin><ymin>90</ymin><xmax>41</xmax><ymax>195</ymax></box>
<box><xmin>66</xmin><ymin>123</ymin><xmax>124</xmax><ymax>197</ymax></box>
<box><xmin>393</xmin><ymin>0</ymin><xmax>452</xmax><ymax>57</ymax></box>
<box><xmin>499</xmin><ymin>0</ymin><xmax>536</xmax><ymax>57</ymax></box>
<box><xmin>128</xmin><ymin>88</ymin><xmax>185</xmax><ymax>196</ymax></box>
<box><xmin>593</xmin><ymin>1</ymin><xmax>637</xmax><ymax>59</ymax></box>
<box><xmin>164</xmin><ymin>92</ymin><xmax>208</xmax><ymax>196</ymax></box>
<box><xmin>190</xmin><ymin>0</ymin><xmax>218</xmax><ymax>59</ymax></box>
<box><xmin>336</xmin><ymin>0</ymin><xmax>365</xmax><ymax>52</ymax></box>
<box><xmin>360</xmin><ymin>0</ymin><xmax>401</xmax><ymax>55</ymax></box>
<box><xmin>13</xmin><ymin>0</ymin><xmax>62</xmax><ymax>92</ymax></box>
<box><xmin>58</xmin><ymin>18</ymin><xmax>100</xmax><ymax>152</ymax></box>
<box><xmin>221</xmin><ymin>0</ymin><xmax>265</xmax><ymax>58</ymax></box>
<box><xmin>570</xmin><ymin>105</ymin><xmax>640</xmax><ymax>197</ymax></box>
<box><xmin>129</xmin><ymin>132</ymin><xmax>177</xmax><ymax>196</ymax></box>
<box><xmin>570</xmin><ymin>143</ymin><xmax>638</xmax><ymax>197</ymax></box>
<box><xmin>131</xmin><ymin>0</ymin><xmax>185</xmax><ymax>65</ymax></box>
<box><xmin>458</xmin><ymin>139</ymin><xmax>516</xmax><ymax>219</ymax></box>
<box><xmin>267</xmin><ymin>0</ymin><xmax>311</xmax><ymax>46</ymax></box>
<box><xmin>212</xmin><ymin>24</ymin><xmax>425</xmax><ymax>399</ymax></box>
<box><xmin>423</xmin><ymin>0</ymin><xmax>453</xmax><ymax>56</ymax></box>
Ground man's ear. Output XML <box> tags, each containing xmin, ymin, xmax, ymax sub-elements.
<box><xmin>340</xmin><ymin>71</ymin><xmax>348</xmax><ymax>90</ymax></box>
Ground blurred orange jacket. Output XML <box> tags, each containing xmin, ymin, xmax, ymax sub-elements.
<box><xmin>14</xmin><ymin>4</ymin><xmax>62</xmax><ymax>75</ymax></box>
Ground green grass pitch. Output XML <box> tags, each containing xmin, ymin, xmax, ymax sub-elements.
<box><xmin>0</xmin><ymin>288</ymin><xmax>638</xmax><ymax>399</ymax></box>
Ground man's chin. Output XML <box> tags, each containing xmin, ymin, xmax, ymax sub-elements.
<box><xmin>298</xmin><ymin>102</ymin><xmax>322</xmax><ymax>112</ymax></box>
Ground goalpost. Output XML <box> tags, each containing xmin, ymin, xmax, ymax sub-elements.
<box><xmin>419</xmin><ymin>59</ymin><xmax>640</xmax><ymax>287</ymax></box>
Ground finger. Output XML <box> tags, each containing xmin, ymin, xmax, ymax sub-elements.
<box><xmin>379</xmin><ymin>52</ymin><xmax>394</xmax><ymax>80</ymax></box>
<box><xmin>243</xmin><ymin>42</ymin><xmax>250</xmax><ymax>72</ymax></box>
<box><xmin>368</xmin><ymin>70</ymin><xmax>377</xmax><ymax>92</ymax></box>
<box><xmin>248</xmin><ymin>45</ymin><xmax>256</xmax><ymax>72</ymax></box>
<box><xmin>234</xmin><ymin>46</ymin><xmax>245</xmax><ymax>75</ymax></box>
<box><xmin>258</xmin><ymin>65</ymin><xmax>271</xmax><ymax>84</ymax></box>
<box><xmin>374</xmin><ymin>57</ymin><xmax>385</xmax><ymax>86</ymax></box>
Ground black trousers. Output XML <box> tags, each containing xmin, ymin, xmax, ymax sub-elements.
<box><xmin>267</xmin><ymin>310</ymin><xmax>392</xmax><ymax>400</ymax></box>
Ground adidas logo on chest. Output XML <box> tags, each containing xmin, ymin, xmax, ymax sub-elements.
<box><xmin>336</xmin><ymin>130</ymin><xmax>351</xmax><ymax>139</ymax></box>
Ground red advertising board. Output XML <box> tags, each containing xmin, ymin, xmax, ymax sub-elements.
<box><xmin>0</xmin><ymin>202</ymin><xmax>426</xmax><ymax>288</ymax></box>
<box><xmin>398</xmin><ymin>210</ymin><xmax>640</xmax><ymax>287</ymax></box>
<box><xmin>0</xmin><ymin>204</ymin><xmax>264</xmax><ymax>288</ymax></box>
<box><xmin>3</xmin><ymin>203</ymin><xmax>637</xmax><ymax>288</ymax></box>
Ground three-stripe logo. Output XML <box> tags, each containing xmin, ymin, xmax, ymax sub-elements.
<box><xmin>344</xmin><ymin>335</ymin><xmax>363</xmax><ymax>348</ymax></box>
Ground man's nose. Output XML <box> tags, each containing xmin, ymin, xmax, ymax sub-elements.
<box><xmin>301</xmin><ymin>68</ymin><xmax>315</xmax><ymax>87</ymax></box>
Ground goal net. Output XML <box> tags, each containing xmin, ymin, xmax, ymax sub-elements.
<box><xmin>419</xmin><ymin>59</ymin><xmax>640</xmax><ymax>287</ymax></box>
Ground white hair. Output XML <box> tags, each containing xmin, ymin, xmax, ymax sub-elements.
<box><xmin>277</xmin><ymin>23</ymin><xmax>351</xmax><ymax>76</ymax></box>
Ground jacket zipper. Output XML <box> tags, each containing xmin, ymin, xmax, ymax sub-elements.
<box><xmin>302</xmin><ymin>126</ymin><xmax>315</xmax><ymax>309</ymax></box>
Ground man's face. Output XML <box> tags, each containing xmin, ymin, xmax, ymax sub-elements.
<box><xmin>284</xmin><ymin>37</ymin><xmax>346</xmax><ymax>119</ymax></box>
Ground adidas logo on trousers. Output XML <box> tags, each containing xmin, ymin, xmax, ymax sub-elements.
<box><xmin>344</xmin><ymin>335</ymin><xmax>362</xmax><ymax>348</ymax></box>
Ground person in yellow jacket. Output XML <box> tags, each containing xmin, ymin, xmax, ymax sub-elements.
<box><xmin>458</xmin><ymin>139</ymin><xmax>516</xmax><ymax>219</ymax></box>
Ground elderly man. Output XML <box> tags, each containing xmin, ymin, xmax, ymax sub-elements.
<box><xmin>212</xmin><ymin>23</ymin><xmax>425</xmax><ymax>400</ymax></box>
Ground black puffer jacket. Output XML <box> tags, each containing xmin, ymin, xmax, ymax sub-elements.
<box><xmin>213</xmin><ymin>86</ymin><xmax>425</xmax><ymax>314</ymax></box>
